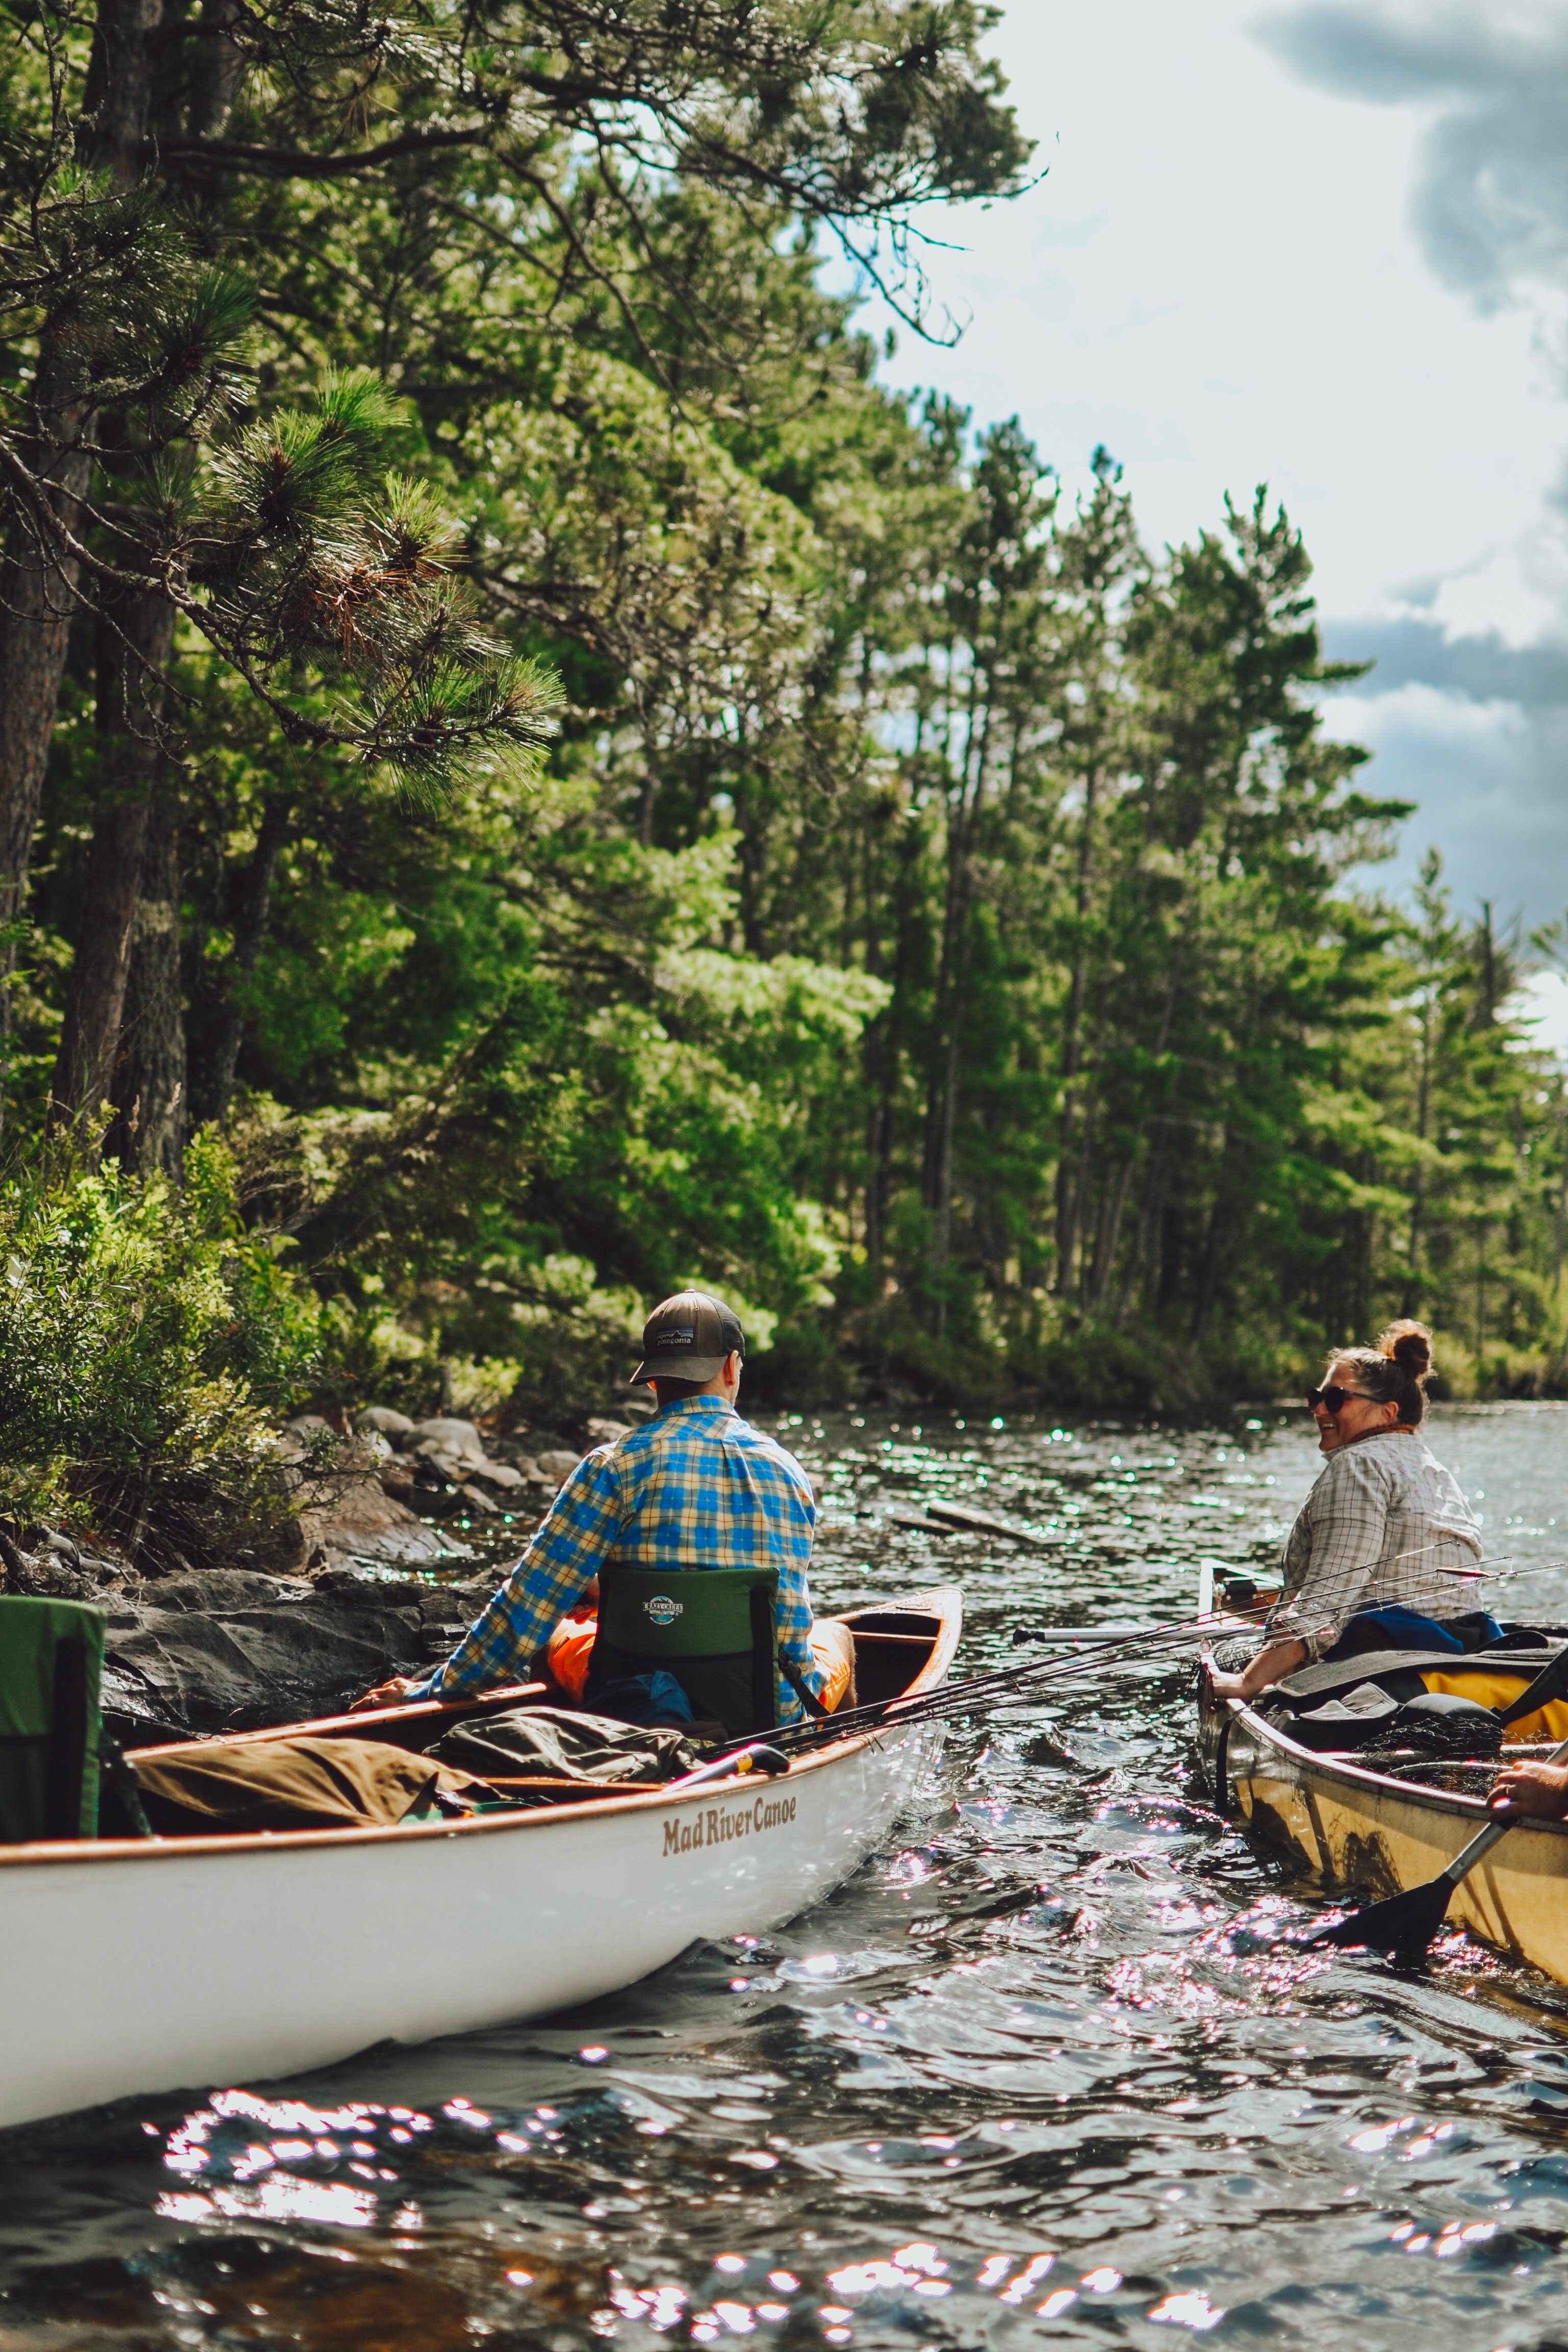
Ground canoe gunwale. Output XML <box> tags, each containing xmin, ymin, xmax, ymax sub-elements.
<box><xmin>0</xmin><ymin>1584</ymin><xmax>963</xmax><ymax>1871</ymax></box>
<box><xmin>1197</xmin><ymin>1655</ymin><xmax>1568</xmax><ymax>1843</ymax></box>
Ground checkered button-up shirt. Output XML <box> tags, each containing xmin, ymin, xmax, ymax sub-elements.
<box><xmin>1267</xmin><ymin>1427</ymin><xmax>1483</xmax><ymax>1662</ymax></box>
<box><xmin>409</xmin><ymin>1396</ymin><xmax>824</xmax><ymax>1721</ymax></box>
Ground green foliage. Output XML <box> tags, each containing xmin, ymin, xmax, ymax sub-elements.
<box><xmin>2</xmin><ymin>0</ymin><xmax>1561</xmax><ymax>1461</ymax></box>
<box><xmin>0</xmin><ymin>1136</ymin><xmax>318</xmax><ymax>1565</ymax></box>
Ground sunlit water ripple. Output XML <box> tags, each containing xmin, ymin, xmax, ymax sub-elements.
<box><xmin>4</xmin><ymin>1402</ymin><xmax>1567</xmax><ymax>2351</ymax></box>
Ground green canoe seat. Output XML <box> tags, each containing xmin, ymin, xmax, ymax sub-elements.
<box><xmin>586</xmin><ymin>1565</ymin><xmax>779</xmax><ymax>1737</ymax></box>
<box><xmin>0</xmin><ymin>1595</ymin><xmax>105</xmax><ymax>1842</ymax></box>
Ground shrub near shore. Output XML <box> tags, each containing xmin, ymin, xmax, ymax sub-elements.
<box><xmin>0</xmin><ymin>1139</ymin><xmax>318</xmax><ymax>1575</ymax></box>
<box><xmin>0</xmin><ymin>1136</ymin><xmax>1560</xmax><ymax>1600</ymax></box>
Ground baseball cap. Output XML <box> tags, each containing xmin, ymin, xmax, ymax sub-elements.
<box><xmin>631</xmin><ymin>1290</ymin><xmax>746</xmax><ymax>1386</ymax></box>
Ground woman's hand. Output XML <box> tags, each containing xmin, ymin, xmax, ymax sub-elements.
<box><xmin>1489</xmin><ymin>1762</ymin><xmax>1568</xmax><ymax>1820</ymax></box>
<box><xmin>1208</xmin><ymin>1637</ymin><xmax>1309</xmax><ymax>1705</ymax></box>
<box><xmin>349</xmin><ymin>1675</ymin><xmax>423</xmax><ymax>1713</ymax></box>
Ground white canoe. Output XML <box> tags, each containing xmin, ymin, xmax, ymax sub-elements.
<box><xmin>0</xmin><ymin>1588</ymin><xmax>961</xmax><ymax>2133</ymax></box>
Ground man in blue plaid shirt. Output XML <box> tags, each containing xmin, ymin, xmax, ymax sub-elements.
<box><xmin>354</xmin><ymin>1292</ymin><xmax>850</xmax><ymax>1724</ymax></box>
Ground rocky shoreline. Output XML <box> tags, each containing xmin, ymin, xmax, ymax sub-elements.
<box><xmin>0</xmin><ymin>1406</ymin><xmax>642</xmax><ymax>1746</ymax></box>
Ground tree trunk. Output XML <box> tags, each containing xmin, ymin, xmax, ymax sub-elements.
<box><xmin>0</xmin><ymin>0</ymin><xmax>169</xmax><ymax>1125</ymax></box>
<box><xmin>186</xmin><ymin>0</ymin><xmax>245</xmax><ymax>141</ymax></box>
<box><xmin>1055</xmin><ymin>761</ymin><xmax>1100</xmax><ymax>1298</ymax></box>
<box><xmin>1404</xmin><ymin>994</ymin><xmax>1433</xmax><ymax>1316</ymax></box>
<box><xmin>1090</xmin><ymin>1155</ymin><xmax>1135</xmax><ymax>1317</ymax></box>
<box><xmin>1156</xmin><ymin>1182</ymin><xmax>1185</xmax><ymax>1316</ymax></box>
<box><xmin>0</xmin><ymin>345</ymin><xmax>96</xmax><ymax>1117</ymax></box>
<box><xmin>109</xmin><ymin>786</ymin><xmax>187</xmax><ymax>1179</ymax></box>
<box><xmin>198</xmin><ymin>796</ymin><xmax>290</xmax><ymax>1123</ymax></box>
<box><xmin>1191</xmin><ymin>1128</ymin><xmax>1236</xmax><ymax>1338</ymax></box>
<box><xmin>81</xmin><ymin>0</ymin><xmax>164</xmax><ymax>175</ymax></box>
<box><xmin>48</xmin><ymin>587</ymin><xmax>177</xmax><ymax>1135</ymax></box>
<box><xmin>922</xmin><ymin>639</ymin><xmax>997</xmax><ymax>1297</ymax></box>
<box><xmin>862</xmin><ymin>1022</ymin><xmax>890</xmax><ymax>1269</ymax></box>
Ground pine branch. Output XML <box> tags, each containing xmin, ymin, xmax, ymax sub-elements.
<box><xmin>154</xmin><ymin>126</ymin><xmax>492</xmax><ymax>177</ymax></box>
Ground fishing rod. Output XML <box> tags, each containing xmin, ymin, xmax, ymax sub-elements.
<box><xmin>756</xmin><ymin>1603</ymin><xmax>1258</xmax><ymax>1758</ymax></box>
<box><xmin>1430</xmin><ymin>1554</ymin><xmax>1568</xmax><ymax>1584</ymax></box>
<box><xmin>758</xmin><ymin>1537</ymin><xmax>1564</xmax><ymax>1761</ymax></box>
<box><xmin>829</xmin><ymin>1537</ymin><xmax>1479</xmax><ymax>1736</ymax></box>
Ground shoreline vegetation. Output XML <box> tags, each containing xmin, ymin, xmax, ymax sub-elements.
<box><xmin>2</xmin><ymin>3</ymin><xmax>1565</xmax><ymax>1590</ymax></box>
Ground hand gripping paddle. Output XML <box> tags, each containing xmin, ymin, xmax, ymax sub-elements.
<box><xmin>1309</xmin><ymin>1728</ymin><xmax>1568</xmax><ymax>1958</ymax></box>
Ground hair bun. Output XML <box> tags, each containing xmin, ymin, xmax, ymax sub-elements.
<box><xmin>1377</xmin><ymin>1318</ymin><xmax>1433</xmax><ymax>1381</ymax></box>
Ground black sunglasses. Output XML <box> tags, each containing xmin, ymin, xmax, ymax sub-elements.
<box><xmin>1305</xmin><ymin>1384</ymin><xmax>1363</xmax><ymax>1413</ymax></box>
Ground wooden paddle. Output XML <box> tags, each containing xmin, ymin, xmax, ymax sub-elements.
<box><xmin>1309</xmin><ymin>1728</ymin><xmax>1568</xmax><ymax>1958</ymax></box>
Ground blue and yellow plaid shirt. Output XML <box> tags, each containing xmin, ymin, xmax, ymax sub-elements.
<box><xmin>410</xmin><ymin>1396</ymin><xmax>824</xmax><ymax>1722</ymax></box>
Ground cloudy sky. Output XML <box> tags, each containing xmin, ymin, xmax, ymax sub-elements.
<box><xmin>860</xmin><ymin>0</ymin><xmax>1568</xmax><ymax>1039</ymax></box>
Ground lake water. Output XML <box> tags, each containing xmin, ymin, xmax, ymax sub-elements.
<box><xmin>4</xmin><ymin>1402</ymin><xmax>1567</xmax><ymax>2352</ymax></box>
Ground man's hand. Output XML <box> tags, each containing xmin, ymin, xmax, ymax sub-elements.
<box><xmin>350</xmin><ymin>1675</ymin><xmax>423</xmax><ymax>1713</ymax></box>
<box><xmin>1489</xmin><ymin>1761</ymin><xmax>1568</xmax><ymax>1820</ymax></box>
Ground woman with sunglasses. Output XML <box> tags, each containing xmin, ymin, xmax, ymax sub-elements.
<box><xmin>1209</xmin><ymin>1320</ymin><xmax>1484</xmax><ymax>1704</ymax></box>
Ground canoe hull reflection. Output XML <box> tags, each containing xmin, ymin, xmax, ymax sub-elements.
<box><xmin>0</xmin><ymin>1588</ymin><xmax>960</xmax><ymax>2132</ymax></box>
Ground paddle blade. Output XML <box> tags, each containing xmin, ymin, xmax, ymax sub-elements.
<box><xmin>1306</xmin><ymin>1875</ymin><xmax>1455</xmax><ymax>1958</ymax></box>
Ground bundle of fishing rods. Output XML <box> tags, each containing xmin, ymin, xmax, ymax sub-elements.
<box><xmin>715</xmin><ymin>1541</ymin><xmax>1568</xmax><ymax>1770</ymax></box>
<box><xmin>754</xmin><ymin>1605</ymin><xmax>1246</xmax><ymax>1761</ymax></box>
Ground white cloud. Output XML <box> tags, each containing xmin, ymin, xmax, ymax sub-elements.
<box><xmin>1329</xmin><ymin>680</ymin><xmax>1529</xmax><ymax>751</ymax></box>
<box><xmin>1508</xmin><ymin>971</ymin><xmax>1568</xmax><ymax>1061</ymax></box>
<box><xmin>844</xmin><ymin>1</ymin><xmax>1568</xmax><ymax>923</ymax></box>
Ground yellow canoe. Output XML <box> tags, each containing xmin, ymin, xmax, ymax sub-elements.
<box><xmin>1196</xmin><ymin>1643</ymin><xmax>1568</xmax><ymax>1983</ymax></box>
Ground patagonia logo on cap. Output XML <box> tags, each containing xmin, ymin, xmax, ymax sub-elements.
<box><xmin>629</xmin><ymin>1289</ymin><xmax>746</xmax><ymax>1387</ymax></box>
<box><xmin>644</xmin><ymin>1595</ymin><xmax>683</xmax><ymax>1626</ymax></box>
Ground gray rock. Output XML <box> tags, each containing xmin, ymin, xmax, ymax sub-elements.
<box><xmin>585</xmin><ymin>1418</ymin><xmax>634</xmax><ymax>1448</ymax></box>
<box><xmin>79</xmin><ymin>1552</ymin><xmax>134</xmax><ymax>1584</ymax></box>
<box><xmin>273</xmin><ymin>1415</ymin><xmax>342</xmax><ymax>1471</ymax></box>
<box><xmin>537</xmin><ymin>1449</ymin><xmax>585</xmax><ymax>1486</ymax></box>
<box><xmin>411</xmin><ymin>1417</ymin><xmax>487</xmax><ymax>1462</ymax></box>
<box><xmin>142</xmin><ymin>1570</ymin><xmax>312</xmax><ymax>1612</ymax></box>
<box><xmin>354</xmin><ymin>1406</ymin><xmax>416</xmax><ymax>1440</ymax></box>
<box><xmin>455</xmin><ymin>1482</ymin><xmax>500</xmax><ymax>1515</ymax></box>
<box><xmin>3</xmin><ymin>1550</ymin><xmax>99</xmax><ymax>1601</ymax></box>
<box><xmin>299</xmin><ymin>1472</ymin><xmax>470</xmax><ymax>1573</ymax></box>
<box><xmin>96</xmin><ymin>1566</ymin><xmax>513</xmax><ymax>1741</ymax></box>
<box><xmin>414</xmin><ymin>1434</ymin><xmax>524</xmax><ymax>1494</ymax></box>
<box><xmin>461</xmin><ymin>1457</ymin><xmax>525</xmax><ymax>1492</ymax></box>
<box><xmin>412</xmin><ymin>1438</ymin><xmax>469</xmax><ymax>1475</ymax></box>
<box><xmin>377</xmin><ymin>1458</ymin><xmax>421</xmax><ymax>1503</ymax></box>
<box><xmin>105</xmin><ymin>1597</ymin><xmax>424</xmax><ymax>1739</ymax></box>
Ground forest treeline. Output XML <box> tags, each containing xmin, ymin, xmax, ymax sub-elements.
<box><xmin>1</xmin><ymin>0</ymin><xmax>1565</xmax><ymax>1557</ymax></box>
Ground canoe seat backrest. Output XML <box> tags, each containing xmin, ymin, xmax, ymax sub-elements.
<box><xmin>0</xmin><ymin>1596</ymin><xmax>105</xmax><ymax>1842</ymax></box>
<box><xmin>591</xmin><ymin>1566</ymin><xmax>778</xmax><ymax>1737</ymax></box>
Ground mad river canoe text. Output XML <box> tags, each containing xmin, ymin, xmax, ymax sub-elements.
<box><xmin>663</xmin><ymin>1792</ymin><xmax>798</xmax><ymax>1856</ymax></box>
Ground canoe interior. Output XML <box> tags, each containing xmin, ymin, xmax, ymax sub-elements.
<box><xmin>146</xmin><ymin>1595</ymin><xmax>950</xmax><ymax>1758</ymax></box>
<box><xmin>1</xmin><ymin>1589</ymin><xmax>961</xmax><ymax>1859</ymax></box>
